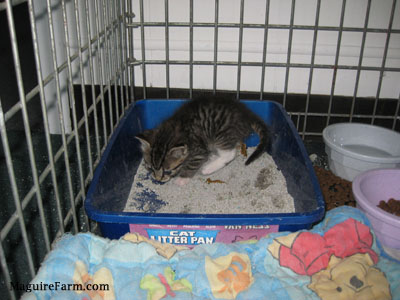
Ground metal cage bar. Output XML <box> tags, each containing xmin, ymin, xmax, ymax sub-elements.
<box><xmin>371</xmin><ymin>0</ymin><xmax>397</xmax><ymax>124</ymax></box>
<box><xmin>283</xmin><ymin>0</ymin><xmax>296</xmax><ymax>108</ymax></box>
<box><xmin>125</xmin><ymin>21</ymin><xmax>400</xmax><ymax>34</ymax></box>
<box><xmin>126</xmin><ymin>0</ymin><xmax>136</xmax><ymax>102</ymax></box>
<box><xmin>212</xmin><ymin>0</ymin><xmax>219</xmax><ymax>94</ymax></box>
<box><xmin>326</xmin><ymin>0</ymin><xmax>346</xmax><ymax>128</ymax></box>
<box><xmin>83</xmin><ymin>0</ymin><xmax>102</xmax><ymax>159</ymax></box>
<box><xmin>73</xmin><ymin>0</ymin><xmax>94</xmax><ymax>180</ymax></box>
<box><xmin>139</xmin><ymin>0</ymin><xmax>147</xmax><ymax>98</ymax></box>
<box><xmin>44</xmin><ymin>0</ymin><xmax>78</xmax><ymax>234</ymax></box>
<box><xmin>301</xmin><ymin>0</ymin><xmax>321</xmax><ymax>139</ymax></box>
<box><xmin>101</xmin><ymin>0</ymin><xmax>115</xmax><ymax>134</ymax></box>
<box><xmin>117</xmin><ymin>0</ymin><xmax>129</xmax><ymax>111</ymax></box>
<box><xmin>27</xmin><ymin>0</ymin><xmax>65</xmax><ymax>237</ymax></box>
<box><xmin>259</xmin><ymin>0</ymin><xmax>270</xmax><ymax>100</ymax></box>
<box><xmin>165</xmin><ymin>0</ymin><xmax>170</xmax><ymax>99</ymax></box>
<box><xmin>128</xmin><ymin>59</ymin><xmax>400</xmax><ymax>71</ymax></box>
<box><xmin>94</xmin><ymin>0</ymin><xmax>109</xmax><ymax>144</ymax></box>
<box><xmin>189</xmin><ymin>0</ymin><xmax>194</xmax><ymax>99</ymax></box>
<box><xmin>60</xmin><ymin>0</ymin><xmax>87</xmax><ymax>232</ymax></box>
<box><xmin>107</xmin><ymin>0</ymin><xmax>121</xmax><ymax>124</ymax></box>
<box><xmin>349</xmin><ymin>0</ymin><xmax>372</xmax><ymax>122</ymax></box>
<box><xmin>236</xmin><ymin>0</ymin><xmax>245</xmax><ymax>100</ymax></box>
<box><xmin>0</xmin><ymin>240</ymin><xmax>15</xmax><ymax>300</ymax></box>
<box><xmin>5</xmin><ymin>0</ymin><xmax>51</xmax><ymax>253</ymax></box>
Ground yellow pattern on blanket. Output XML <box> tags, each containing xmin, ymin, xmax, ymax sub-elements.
<box><xmin>205</xmin><ymin>252</ymin><xmax>253</xmax><ymax>299</ymax></box>
<box><xmin>73</xmin><ymin>260</ymin><xmax>115</xmax><ymax>300</ymax></box>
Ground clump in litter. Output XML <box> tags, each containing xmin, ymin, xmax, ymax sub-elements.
<box><xmin>254</xmin><ymin>167</ymin><xmax>273</xmax><ymax>190</ymax></box>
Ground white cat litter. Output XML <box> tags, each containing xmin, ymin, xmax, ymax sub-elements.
<box><xmin>124</xmin><ymin>147</ymin><xmax>295</xmax><ymax>214</ymax></box>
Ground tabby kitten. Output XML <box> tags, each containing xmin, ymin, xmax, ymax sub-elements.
<box><xmin>136</xmin><ymin>96</ymin><xmax>271</xmax><ymax>186</ymax></box>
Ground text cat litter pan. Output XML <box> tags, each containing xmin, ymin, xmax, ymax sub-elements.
<box><xmin>85</xmin><ymin>99</ymin><xmax>325</xmax><ymax>247</ymax></box>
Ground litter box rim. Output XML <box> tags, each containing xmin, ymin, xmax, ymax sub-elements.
<box><xmin>85</xmin><ymin>99</ymin><xmax>325</xmax><ymax>227</ymax></box>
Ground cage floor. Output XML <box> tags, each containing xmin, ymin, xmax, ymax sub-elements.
<box><xmin>303</xmin><ymin>140</ymin><xmax>357</xmax><ymax>210</ymax></box>
<box><xmin>0</xmin><ymin>131</ymin><xmax>91</xmax><ymax>298</ymax></box>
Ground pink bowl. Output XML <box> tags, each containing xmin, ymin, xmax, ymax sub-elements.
<box><xmin>352</xmin><ymin>168</ymin><xmax>400</xmax><ymax>249</ymax></box>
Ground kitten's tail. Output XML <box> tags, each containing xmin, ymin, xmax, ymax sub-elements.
<box><xmin>245</xmin><ymin>117</ymin><xmax>271</xmax><ymax>166</ymax></box>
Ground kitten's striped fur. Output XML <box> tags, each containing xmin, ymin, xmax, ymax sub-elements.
<box><xmin>136</xmin><ymin>96</ymin><xmax>271</xmax><ymax>185</ymax></box>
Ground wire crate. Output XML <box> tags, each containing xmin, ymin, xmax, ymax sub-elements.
<box><xmin>0</xmin><ymin>0</ymin><xmax>399</xmax><ymax>298</ymax></box>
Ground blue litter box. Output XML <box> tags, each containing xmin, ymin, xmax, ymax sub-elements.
<box><xmin>85</xmin><ymin>99</ymin><xmax>325</xmax><ymax>246</ymax></box>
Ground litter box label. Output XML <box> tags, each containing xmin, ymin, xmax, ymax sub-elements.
<box><xmin>129</xmin><ymin>224</ymin><xmax>279</xmax><ymax>247</ymax></box>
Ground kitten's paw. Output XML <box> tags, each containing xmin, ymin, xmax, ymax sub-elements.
<box><xmin>201</xmin><ymin>166</ymin><xmax>215</xmax><ymax>175</ymax></box>
<box><xmin>201</xmin><ymin>161</ymin><xmax>222</xmax><ymax>175</ymax></box>
<box><xmin>174</xmin><ymin>177</ymin><xmax>190</xmax><ymax>186</ymax></box>
<box><xmin>201</xmin><ymin>149</ymin><xmax>236</xmax><ymax>175</ymax></box>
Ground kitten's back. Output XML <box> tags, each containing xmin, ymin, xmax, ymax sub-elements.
<box><xmin>172</xmin><ymin>96</ymin><xmax>270</xmax><ymax>164</ymax></box>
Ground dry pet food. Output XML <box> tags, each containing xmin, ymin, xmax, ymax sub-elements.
<box><xmin>377</xmin><ymin>198</ymin><xmax>400</xmax><ymax>217</ymax></box>
<box><xmin>313</xmin><ymin>166</ymin><xmax>356</xmax><ymax>210</ymax></box>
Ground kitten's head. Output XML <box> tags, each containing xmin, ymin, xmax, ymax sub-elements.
<box><xmin>136</xmin><ymin>129</ymin><xmax>188</xmax><ymax>183</ymax></box>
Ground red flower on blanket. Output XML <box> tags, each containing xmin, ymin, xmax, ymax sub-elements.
<box><xmin>268</xmin><ymin>218</ymin><xmax>378</xmax><ymax>276</ymax></box>
<box><xmin>324</xmin><ymin>218</ymin><xmax>378</xmax><ymax>263</ymax></box>
<box><xmin>278</xmin><ymin>232</ymin><xmax>331</xmax><ymax>276</ymax></box>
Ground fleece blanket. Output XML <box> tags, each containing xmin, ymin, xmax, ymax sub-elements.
<box><xmin>22</xmin><ymin>206</ymin><xmax>400</xmax><ymax>300</ymax></box>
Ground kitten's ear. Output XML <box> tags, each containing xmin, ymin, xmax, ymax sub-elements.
<box><xmin>167</xmin><ymin>145</ymin><xmax>188</xmax><ymax>160</ymax></box>
<box><xmin>135</xmin><ymin>130</ymin><xmax>154</xmax><ymax>152</ymax></box>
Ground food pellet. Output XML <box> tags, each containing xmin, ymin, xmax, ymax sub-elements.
<box><xmin>377</xmin><ymin>198</ymin><xmax>400</xmax><ymax>217</ymax></box>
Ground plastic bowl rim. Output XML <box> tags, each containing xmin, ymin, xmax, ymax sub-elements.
<box><xmin>323</xmin><ymin>123</ymin><xmax>400</xmax><ymax>164</ymax></box>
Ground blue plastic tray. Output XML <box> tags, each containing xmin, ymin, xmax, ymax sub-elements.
<box><xmin>85</xmin><ymin>99</ymin><xmax>325</xmax><ymax>242</ymax></box>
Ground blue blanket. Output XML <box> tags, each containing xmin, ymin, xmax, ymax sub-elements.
<box><xmin>22</xmin><ymin>206</ymin><xmax>400</xmax><ymax>300</ymax></box>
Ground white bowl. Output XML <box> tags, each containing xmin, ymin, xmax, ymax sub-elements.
<box><xmin>322</xmin><ymin>123</ymin><xmax>400</xmax><ymax>181</ymax></box>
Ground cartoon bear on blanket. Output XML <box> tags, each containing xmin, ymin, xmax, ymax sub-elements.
<box><xmin>308</xmin><ymin>253</ymin><xmax>391</xmax><ymax>300</ymax></box>
<box><xmin>268</xmin><ymin>218</ymin><xmax>391</xmax><ymax>300</ymax></box>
